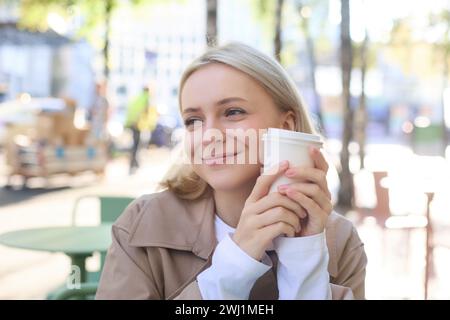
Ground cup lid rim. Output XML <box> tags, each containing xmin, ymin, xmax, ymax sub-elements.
<box><xmin>263</xmin><ymin>128</ymin><xmax>323</xmax><ymax>144</ymax></box>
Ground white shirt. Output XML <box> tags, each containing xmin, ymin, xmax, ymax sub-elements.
<box><xmin>196</xmin><ymin>214</ymin><xmax>332</xmax><ymax>300</ymax></box>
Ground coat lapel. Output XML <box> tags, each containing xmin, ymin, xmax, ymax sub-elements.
<box><xmin>128</xmin><ymin>190</ymin><xmax>217</xmax><ymax>260</ymax></box>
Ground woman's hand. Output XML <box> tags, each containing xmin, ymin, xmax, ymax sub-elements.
<box><xmin>277</xmin><ymin>147</ymin><xmax>333</xmax><ymax>237</ymax></box>
<box><xmin>232</xmin><ymin>161</ymin><xmax>306</xmax><ymax>261</ymax></box>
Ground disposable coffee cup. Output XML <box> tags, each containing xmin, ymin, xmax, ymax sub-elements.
<box><xmin>262</xmin><ymin>128</ymin><xmax>323</xmax><ymax>194</ymax></box>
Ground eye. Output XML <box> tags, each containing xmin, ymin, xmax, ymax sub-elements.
<box><xmin>184</xmin><ymin>117</ymin><xmax>202</xmax><ymax>127</ymax></box>
<box><xmin>225</xmin><ymin>108</ymin><xmax>246</xmax><ymax>117</ymax></box>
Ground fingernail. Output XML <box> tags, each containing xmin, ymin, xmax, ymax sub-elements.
<box><xmin>278</xmin><ymin>184</ymin><xmax>288</xmax><ymax>191</ymax></box>
<box><xmin>280</xmin><ymin>160</ymin><xmax>289</xmax><ymax>167</ymax></box>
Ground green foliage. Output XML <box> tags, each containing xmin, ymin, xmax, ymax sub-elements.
<box><xmin>18</xmin><ymin>0</ymin><xmax>115</xmax><ymax>36</ymax></box>
<box><xmin>17</xmin><ymin>0</ymin><xmax>169</xmax><ymax>38</ymax></box>
<box><xmin>249</xmin><ymin>0</ymin><xmax>276</xmax><ymax>41</ymax></box>
<box><xmin>18</xmin><ymin>0</ymin><xmax>72</xmax><ymax>31</ymax></box>
<box><xmin>428</xmin><ymin>9</ymin><xmax>450</xmax><ymax>56</ymax></box>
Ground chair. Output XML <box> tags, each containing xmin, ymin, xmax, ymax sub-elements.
<box><xmin>372</xmin><ymin>171</ymin><xmax>428</xmax><ymax>229</ymax></box>
<box><xmin>71</xmin><ymin>195</ymin><xmax>135</xmax><ymax>225</ymax></box>
<box><xmin>371</xmin><ymin>171</ymin><xmax>434</xmax><ymax>298</ymax></box>
<box><xmin>71</xmin><ymin>195</ymin><xmax>134</xmax><ymax>283</ymax></box>
<box><xmin>47</xmin><ymin>195</ymin><xmax>134</xmax><ymax>300</ymax></box>
<box><xmin>372</xmin><ymin>171</ymin><xmax>391</xmax><ymax>226</ymax></box>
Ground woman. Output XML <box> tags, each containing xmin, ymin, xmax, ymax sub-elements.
<box><xmin>96</xmin><ymin>42</ymin><xmax>367</xmax><ymax>300</ymax></box>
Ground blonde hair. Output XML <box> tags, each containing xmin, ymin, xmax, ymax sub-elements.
<box><xmin>158</xmin><ymin>42</ymin><xmax>317</xmax><ymax>200</ymax></box>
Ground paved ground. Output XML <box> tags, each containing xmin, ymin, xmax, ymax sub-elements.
<box><xmin>1</xmin><ymin>143</ymin><xmax>449</xmax><ymax>299</ymax></box>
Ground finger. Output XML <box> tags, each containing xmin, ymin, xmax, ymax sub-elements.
<box><xmin>310</xmin><ymin>147</ymin><xmax>329</xmax><ymax>172</ymax></box>
<box><xmin>255</xmin><ymin>207</ymin><xmax>301</xmax><ymax>233</ymax></box>
<box><xmin>284</xmin><ymin>166</ymin><xmax>330</xmax><ymax>199</ymax></box>
<box><xmin>278</xmin><ymin>183</ymin><xmax>332</xmax><ymax>213</ymax></box>
<box><xmin>250</xmin><ymin>192</ymin><xmax>307</xmax><ymax>218</ymax></box>
<box><xmin>261</xmin><ymin>221</ymin><xmax>296</xmax><ymax>240</ymax></box>
<box><xmin>247</xmin><ymin>160</ymin><xmax>289</xmax><ymax>203</ymax></box>
<box><xmin>284</xmin><ymin>188</ymin><xmax>328</xmax><ymax>219</ymax></box>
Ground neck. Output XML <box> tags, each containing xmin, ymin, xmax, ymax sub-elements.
<box><xmin>213</xmin><ymin>181</ymin><xmax>255</xmax><ymax>228</ymax></box>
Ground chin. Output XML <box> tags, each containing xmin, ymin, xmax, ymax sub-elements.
<box><xmin>198</xmin><ymin>164</ymin><xmax>260</xmax><ymax>192</ymax></box>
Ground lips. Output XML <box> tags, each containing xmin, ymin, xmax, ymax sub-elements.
<box><xmin>202</xmin><ymin>152</ymin><xmax>240</xmax><ymax>165</ymax></box>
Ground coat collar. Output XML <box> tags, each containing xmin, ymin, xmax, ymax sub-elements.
<box><xmin>127</xmin><ymin>190</ymin><xmax>218</xmax><ymax>260</ymax></box>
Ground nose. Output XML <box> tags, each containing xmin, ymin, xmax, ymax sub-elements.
<box><xmin>201</xmin><ymin>118</ymin><xmax>224</xmax><ymax>147</ymax></box>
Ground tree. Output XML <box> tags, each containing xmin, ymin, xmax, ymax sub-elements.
<box><xmin>206</xmin><ymin>0</ymin><xmax>218</xmax><ymax>47</ymax></box>
<box><xmin>387</xmin><ymin>13</ymin><xmax>449</xmax><ymax>156</ymax></box>
<box><xmin>274</xmin><ymin>0</ymin><xmax>285</xmax><ymax>62</ymax></box>
<box><xmin>250</xmin><ymin>0</ymin><xmax>285</xmax><ymax>63</ymax></box>
<box><xmin>19</xmin><ymin>0</ymin><xmax>118</xmax><ymax>82</ymax></box>
<box><xmin>429</xmin><ymin>9</ymin><xmax>450</xmax><ymax>155</ymax></box>
<box><xmin>296</xmin><ymin>0</ymin><xmax>325</xmax><ymax>134</ymax></box>
<box><xmin>354</xmin><ymin>30</ymin><xmax>369</xmax><ymax>169</ymax></box>
<box><xmin>18</xmin><ymin>0</ymin><xmax>161</xmax><ymax>83</ymax></box>
<box><xmin>337</xmin><ymin>0</ymin><xmax>354</xmax><ymax>211</ymax></box>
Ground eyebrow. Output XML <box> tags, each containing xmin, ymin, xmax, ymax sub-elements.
<box><xmin>182</xmin><ymin>97</ymin><xmax>247</xmax><ymax>115</ymax></box>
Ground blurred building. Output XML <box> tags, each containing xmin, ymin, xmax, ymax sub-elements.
<box><xmin>0</xmin><ymin>22</ymin><xmax>96</xmax><ymax>110</ymax></box>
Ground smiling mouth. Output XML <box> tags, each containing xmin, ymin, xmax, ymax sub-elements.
<box><xmin>202</xmin><ymin>152</ymin><xmax>240</xmax><ymax>164</ymax></box>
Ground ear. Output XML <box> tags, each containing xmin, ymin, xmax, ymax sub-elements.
<box><xmin>280</xmin><ymin>110</ymin><xmax>296</xmax><ymax>131</ymax></box>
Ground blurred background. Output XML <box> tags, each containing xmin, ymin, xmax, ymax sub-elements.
<box><xmin>1</xmin><ymin>0</ymin><xmax>450</xmax><ymax>300</ymax></box>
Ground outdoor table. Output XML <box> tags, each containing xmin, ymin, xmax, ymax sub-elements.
<box><xmin>0</xmin><ymin>224</ymin><xmax>112</xmax><ymax>283</ymax></box>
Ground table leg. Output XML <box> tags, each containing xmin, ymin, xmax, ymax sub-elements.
<box><xmin>69</xmin><ymin>254</ymin><xmax>89</xmax><ymax>284</ymax></box>
<box><xmin>46</xmin><ymin>254</ymin><xmax>91</xmax><ymax>299</ymax></box>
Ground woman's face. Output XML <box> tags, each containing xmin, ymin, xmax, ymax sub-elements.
<box><xmin>180</xmin><ymin>63</ymin><xmax>295</xmax><ymax>192</ymax></box>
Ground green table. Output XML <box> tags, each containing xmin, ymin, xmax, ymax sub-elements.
<box><xmin>0</xmin><ymin>224</ymin><xmax>112</xmax><ymax>283</ymax></box>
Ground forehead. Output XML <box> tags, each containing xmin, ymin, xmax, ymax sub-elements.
<box><xmin>180</xmin><ymin>63</ymin><xmax>265</xmax><ymax>110</ymax></box>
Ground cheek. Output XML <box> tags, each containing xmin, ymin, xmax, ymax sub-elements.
<box><xmin>236</xmin><ymin>115</ymin><xmax>282</xmax><ymax>134</ymax></box>
<box><xmin>192</xmin><ymin>163</ymin><xmax>261</xmax><ymax>190</ymax></box>
<box><xmin>184</xmin><ymin>130</ymin><xmax>202</xmax><ymax>160</ymax></box>
<box><xmin>230</xmin><ymin>120</ymin><xmax>270</xmax><ymax>166</ymax></box>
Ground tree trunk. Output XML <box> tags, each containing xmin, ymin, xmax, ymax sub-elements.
<box><xmin>274</xmin><ymin>0</ymin><xmax>284</xmax><ymax>62</ymax></box>
<box><xmin>441</xmin><ymin>42</ymin><xmax>449</xmax><ymax>156</ymax></box>
<box><xmin>206</xmin><ymin>0</ymin><xmax>218</xmax><ymax>47</ymax></box>
<box><xmin>337</xmin><ymin>0</ymin><xmax>354</xmax><ymax>212</ymax></box>
<box><xmin>298</xmin><ymin>3</ymin><xmax>325</xmax><ymax>134</ymax></box>
<box><xmin>356</xmin><ymin>31</ymin><xmax>368</xmax><ymax>169</ymax></box>
<box><xmin>103</xmin><ymin>0</ymin><xmax>113</xmax><ymax>82</ymax></box>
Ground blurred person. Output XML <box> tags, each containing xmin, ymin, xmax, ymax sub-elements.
<box><xmin>125</xmin><ymin>86</ymin><xmax>152</xmax><ymax>174</ymax></box>
<box><xmin>96</xmin><ymin>43</ymin><xmax>367</xmax><ymax>300</ymax></box>
<box><xmin>0</xmin><ymin>84</ymin><xmax>6</xmax><ymax>103</ymax></box>
<box><xmin>88</xmin><ymin>82</ymin><xmax>110</xmax><ymax>141</ymax></box>
<box><xmin>139</xmin><ymin>101</ymin><xmax>159</xmax><ymax>147</ymax></box>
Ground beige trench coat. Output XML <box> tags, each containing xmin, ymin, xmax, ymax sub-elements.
<box><xmin>96</xmin><ymin>189</ymin><xmax>367</xmax><ymax>300</ymax></box>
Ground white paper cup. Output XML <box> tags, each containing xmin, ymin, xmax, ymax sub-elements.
<box><xmin>262</xmin><ymin>128</ymin><xmax>323</xmax><ymax>193</ymax></box>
